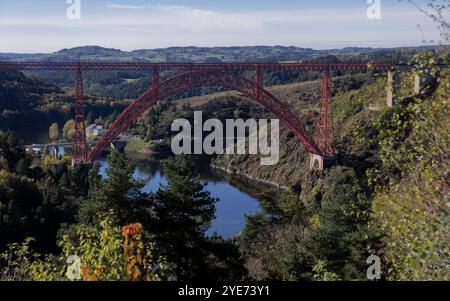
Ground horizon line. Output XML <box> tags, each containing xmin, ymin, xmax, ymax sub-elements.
<box><xmin>0</xmin><ymin>43</ymin><xmax>441</xmax><ymax>55</ymax></box>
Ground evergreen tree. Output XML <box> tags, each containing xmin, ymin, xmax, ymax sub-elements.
<box><xmin>301</xmin><ymin>167</ymin><xmax>380</xmax><ymax>280</ymax></box>
<box><xmin>77</xmin><ymin>150</ymin><xmax>149</xmax><ymax>226</ymax></box>
<box><xmin>151</xmin><ymin>155</ymin><xmax>216</xmax><ymax>280</ymax></box>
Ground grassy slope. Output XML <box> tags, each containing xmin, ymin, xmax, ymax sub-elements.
<box><xmin>129</xmin><ymin>72</ymin><xmax>387</xmax><ymax>191</ymax></box>
<box><xmin>203</xmin><ymin>74</ymin><xmax>388</xmax><ymax>190</ymax></box>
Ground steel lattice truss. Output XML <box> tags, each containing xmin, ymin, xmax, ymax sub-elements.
<box><xmin>0</xmin><ymin>62</ymin><xmax>393</xmax><ymax>72</ymax></box>
<box><xmin>0</xmin><ymin>61</ymin><xmax>394</xmax><ymax>163</ymax></box>
<box><xmin>73</xmin><ymin>65</ymin><xmax>87</xmax><ymax>164</ymax></box>
<box><xmin>316</xmin><ymin>70</ymin><xmax>334</xmax><ymax>156</ymax></box>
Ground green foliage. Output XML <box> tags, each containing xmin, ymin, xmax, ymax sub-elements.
<box><xmin>77</xmin><ymin>150</ymin><xmax>148</xmax><ymax>226</ymax></box>
<box><xmin>368</xmin><ymin>57</ymin><xmax>449</xmax><ymax>280</ymax></box>
<box><xmin>0</xmin><ymin>70</ymin><xmax>61</xmax><ymax>111</ymax></box>
<box><xmin>0</xmin><ymin>131</ymin><xmax>87</xmax><ymax>252</ymax></box>
<box><xmin>302</xmin><ymin>167</ymin><xmax>380</xmax><ymax>280</ymax></box>
<box><xmin>0</xmin><ymin>238</ymin><xmax>38</xmax><ymax>281</ymax></box>
<box><xmin>312</xmin><ymin>260</ymin><xmax>341</xmax><ymax>281</ymax></box>
<box><xmin>239</xmin><ymin>166</ymin><xmax>381</xmax><ymax>281</ymax></box>
<box><xmin>49</xmin><ymin>122</ymin><xmax>59</xmax><ymax>142</ymax></box>
<box><xmin>0</xmin><ymin>169</ymin><xmax>44</xmax><ymax>248</ymax></box>
<box><xmin>62</xmin><ymin>119</ymin><xmax>76</xmax><ymax>141</ymax></box>
<box><xmin>29</xmin><ymin>211</ymin><xmax>165</xmax><ymax>281</ymax></box>
<box><xmin>72</xmin><ymin>153</ymin><xmax>242</xmax><ymax>281</ymax></box>
<box><xmin>150</xmin><ymin>155</ymin><xmax>218</xmax><ymax>280</ymax></box>
<box><xmin>0</xmin><ymin>131</ymin><xmax>29</xmax><ymax>172</ymax></box>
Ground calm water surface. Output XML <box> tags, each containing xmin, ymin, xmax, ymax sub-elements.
<box><xmin>98</xmin><ymin>157</ymin><xmax>264</xmax><ymax>239</ymax></box>
<box><xmin>32</xmin><ymin>143</ymin><xmax>268</xmax><ymax>239</ymax></box>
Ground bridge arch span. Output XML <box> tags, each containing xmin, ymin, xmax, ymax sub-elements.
<box><xmin>88</xmin><ymin>71</ymin><xmax>321</xmax><ymax>162</ymax></box>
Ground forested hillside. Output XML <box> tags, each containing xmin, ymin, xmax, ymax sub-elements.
<box><xmin>1</xmin><ymin>45</ymin><xmax>436</xmax><ymax>63</ymax></box>
<box><xmin>0</xmin><ymin>70</ymin><xmax>130</xmax><ymax>143</ymax></box>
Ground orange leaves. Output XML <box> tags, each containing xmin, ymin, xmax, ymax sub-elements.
<box><xmin>81</xmin><ymin>266</ymin><xmax>102</xmax><ymax>281</ymax></box>
<box><xmin>120</xmin><ymin>223</ymin><xmax>142</xmax><ymax>238</ymax></box>
<box><xmin>121</xmin><ymin>223</ymin><xmax>144</xmax><ymax>281</ymax></box>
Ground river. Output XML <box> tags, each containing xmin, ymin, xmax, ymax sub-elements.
<box><xmin>99</xmin><ymin>157</ymin><xmax>266</xmax><ymax>239</ymax></box>
<box><xmin>53</xmin><ymin>145</ymin><xmax>267</xmax><ymax>239</ymax></box>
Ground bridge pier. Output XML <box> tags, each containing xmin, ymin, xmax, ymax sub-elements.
<box><xmin>316</xmin><ymin>69</ymin><xmax>334</xmax><ymax>155</ymax></box>
<box><xmin>72</xmin><ymin>65</ymin><xmax>88</xmax><ymax>165</ymax></box>
<box><xmin>414</xmin><ymin>71</ymin><xmax>433</xmax><ymax>95</ymax></box>
<box><xmin>151</xmin><ymin>65</ymin><xmax>159</xmax><ymax>101</ymax></box>
<box><xmin>310</xmin><ymin>154</ymin><xmax>324</xmax><ymax>170</ymax></box>
<box><xmin>387</xmin><ymin>70</ymin><xmax>401</xmax><ymax>107</ymax></box>
<box><xmin>50</xmin><ymin>146</ymin><xmax>59</xmax><ymax>158</ymax></box>
<box><xmin>311</xmin><ymin>69</ymin><xmax>335</xmax><ymax>172</ymax></box>
<box><xmin>309</xmin><ymin>154</ymin><xmax>335</xmax><ymax>171</ymax></box>
<box><xmin>253</xmin><ymin>65</ymin><xmax>262</xmax><ymax>101</ymax></box>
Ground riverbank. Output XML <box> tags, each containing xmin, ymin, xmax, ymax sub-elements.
<box><xmin>123</xmin><ymin>138</ymin><xmax>291</xmax><ymax>191</ymax></box>
<box><xmin>124</xmin><ymin>139</ymin><xmax>149</xmax><ymax>154</ymax></box>
<box><xmin>210</xmin><ymin>164</ymin><xmax>290</xmax><ymax>191</ymax></box>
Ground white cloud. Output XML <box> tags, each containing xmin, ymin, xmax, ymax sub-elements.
<box><xmin>114</xmin><ymin>4</ymin><xmax>263</xmax><ymax>32</ymax></box>
<box><xmin>0</xmin><ymin>4</ymin><xmax>443</xmax><ymax>52</ymax></box>
<box><xmin>106</xmin><ymin>4</ymin><xmax>143</xmax><ymax>9</ymax></box>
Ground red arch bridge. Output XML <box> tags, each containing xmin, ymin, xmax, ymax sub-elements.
<box><xmin>0</xmin><ymin>61</ymin><xmax>393</xmax><ymax>170</ymax></box>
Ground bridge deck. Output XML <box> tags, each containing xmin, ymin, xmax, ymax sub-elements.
<box><xmin>25</xmin><ymin>139</ymin><xmax>131</xmax><ymax>149</ymax></box>
<box><xmin>0</xmin><ymin>61</ymin><xmax>394</xmax><ymax>72</ymax></box>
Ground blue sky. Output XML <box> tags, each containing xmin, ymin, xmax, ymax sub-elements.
<box><xmin>0</xmin><ymin>0</ymin><xmax>444</xmax><ymax>53</ymax></box>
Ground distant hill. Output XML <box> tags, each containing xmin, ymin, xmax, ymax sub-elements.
<box><xmin>0</xmin><ymin>45</ymin><xmax>439</xmax><ymax>63</ymax></box>
<box><xmin>57</xmin><ymin>46</ymin><xmax>124</xmax><ymax>57</ymax></box>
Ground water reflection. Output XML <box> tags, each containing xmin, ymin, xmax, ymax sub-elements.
<box><xmin>97</xmin><ymin>156</ymin><xmax>270</xmax><ymax>239</ymax></box>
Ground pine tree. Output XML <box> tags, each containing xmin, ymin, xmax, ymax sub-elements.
<box><xmin>301</xmin><ymin>167</ymin><xmax>380</xmax><ymax>280</ymax></box>
<box><xmin>151</xmin><ymin>155</ymin><xmax>216</xmax><ymax>280</ymax></box>
<box><xmin>77</xmin><ymin>150</ymin><xmax>148</xmax><ymax>226</ymax></box>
